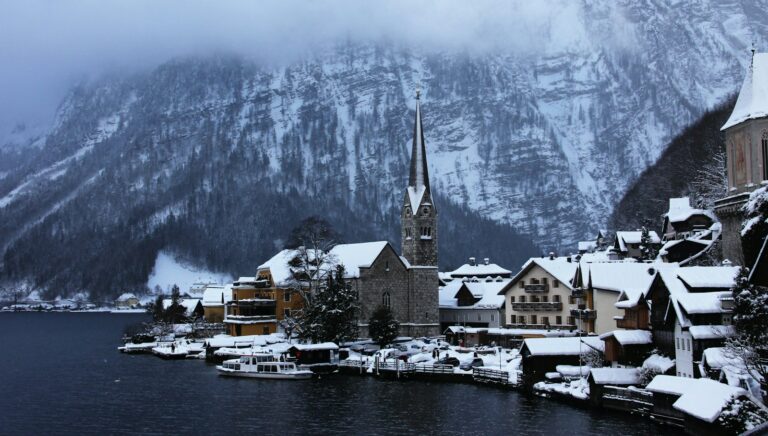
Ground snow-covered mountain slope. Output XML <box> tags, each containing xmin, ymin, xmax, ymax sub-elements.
<box><xmin>0</xmin><ymin>0</ymin><xmax>765</xmax><ymax>296</ymax></box>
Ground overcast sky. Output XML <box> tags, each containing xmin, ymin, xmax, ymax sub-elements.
<box><xmin>0</xmin><ymin>0</ymin><xmax>633</xmax><ymax>136</ymax></box>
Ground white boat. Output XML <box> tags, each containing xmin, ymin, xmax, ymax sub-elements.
<box><xmin>217</xmin><ymin>354</ymin><xmax>313</xmax><ymax>380</ymax></box>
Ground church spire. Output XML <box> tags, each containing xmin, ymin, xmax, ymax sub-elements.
<box><xmin>408</xmin><ymin>89</ymin><xmax>430</xmax><ymax>193</ymax></box>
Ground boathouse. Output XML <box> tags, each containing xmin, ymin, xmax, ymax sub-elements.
<box><xmin>519</xmin><ymin>336</ymin><xmax>604</xmax><ymax>388</ymax></box>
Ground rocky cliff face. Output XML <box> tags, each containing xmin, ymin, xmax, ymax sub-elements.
<box><xmin>0</xmin><ymin>0</ymin><xmax>765</xmax><ymax>297</ymax></box>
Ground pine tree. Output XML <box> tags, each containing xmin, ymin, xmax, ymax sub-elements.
<box><xmin>368</xmin><ymin>306</ymin><xmax>399</xmax><ymax>347</ymax></box>
<box><xmin>299</xmin><ymin>265</ymin><xmax>358</xmax><ymax>344</ymax></box>
<box><xmin>639</xmin><ymin>225</ymin><xmax>657</xmax><ymax>261</ymax></box>
<box><xmin>725</xmin><ymin>267</ymin><xmax>768</xmax><ymax>399</ymax></box>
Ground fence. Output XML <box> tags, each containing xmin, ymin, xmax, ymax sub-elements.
<box><xmin>473</xmin><ymin>367</ymin><xmax>519</xmax><ymax>387</ymax></box>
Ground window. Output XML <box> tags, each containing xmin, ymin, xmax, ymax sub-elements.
<box><xmin>382</xmin><ymin>292</ymin><xmax>391</xmax><ymax>308</ymax></box>
<box><xmin>262</xmin><ymin>326</ymin><xmax>270</xmax><ymax>335</ymax></box>
<box><xmin>405</xmin><ymin>228</ymin><xmax>412</xmax><ymax>239</ymax></box>
<box><xmin>405</xmin><ymin>207</ymin><xmax>412</xmax><ymax>217</ymax></box>
<box><xmin>519</xmin><ymin>296</ymin><xmax>526</xmax><ymax>303</ymax></box>
<box><xmin>761</xmin><ymin>130</ymin><xmax>768</xmax><ymax>181</ymax></box>
<box><xmin>554</xmin><ymin>279</ymin><xmax>560</xmax><ymax>288</ymax></box>
<box><xmin>519</xmin><ymin>280</ymin><xmax>525</xmax><ymax>288</ymax></box>
<box><xmin>541</xmin><ymin>316</ymin><xmax>549</xmax><ymax>326</ymax></box>
<box><xmin>420</xmin><ymin>227</ymin><xmax>432</xmax><ymax>237</ymax></box>
<box><xmin>542</xmin><ymin>277</ymin><xmax>548</xmax><ymax>285</ymax></box>
<box><xmin>491</xmin><ymin>314</ymin><xmax>494</xmax><ymax>321</ymax></box>
<box><xmin>555</xmin><ymin>316</ymin><xmax>562</xmax><ymax>325</ymax></box>
<box><xmin>284</xmin><ymin>291</ymin><xmax>291</xmax><ymax>302</ymax></box>
<box><xmin>553</xmin><ymin>295</ymin><xmax>561</xmax><ymax>303</ymax></box>
<box><xmin>283</xmin><ymin>308</ymin><xmax>291</xmax><ymax>317</ymax></box>
<box><xmin>530</xmin><ymin>315</ymin><xmax>537</xmax><ymax>325</ymax></box>
<box><xmin>542</xmin><ymin>296</ymin><xmax>548</xmax><ymax>302</ymax></box>
<box><xmin>422</xmin><ymin>206</ymin><xmax>430</xmax><ymax>216</ymax></box>
<box><xmin>477</xmin><ymin>314</ymin><xmax>481</xmax><ymax>321</ymax></box>
<box><xmin>569</xmin><ymin>295</ymin><xmax>577</xmax><ymax>304</ymax></box>
<box><xmin>567</xmin><ymin>316</ymin><xmax>575</xmax><ymax>325</ymax></box>
<box><xmin>518</xmin><ymin>316</ymin><xmax>526</xmax><ymax>324</ymax></box>
<box><xmin>510</xmin><ymin>296</ymin><xmax>515</xmax><ymax>303</ymax></box>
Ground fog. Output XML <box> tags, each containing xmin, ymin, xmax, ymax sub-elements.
<box><xmin>0</xmin><ymin>0</ymin><xmax>635</xmax><ymax>136</ymax></box>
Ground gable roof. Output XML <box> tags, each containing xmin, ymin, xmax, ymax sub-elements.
<box><xmin>202</xmin><ymin>284</ymin><xmax>233</xmax><ymax>306</ymax></box>
<box><xmin>449</xmin><ymin>261</ymin><xmax>512</xmax><ymax>278</ymax></box>
<box><xmin>599</xmin><ymin>329</ymin><xmax>653</xmax><ymax>346</ymax></box>
<box><xmin>257</xmin><ymin>249</ymin><xmax>301</xmax><ymax>287</ymax></box>
<box><xmin>676</xmin><ymin>266</ymin><xmax>740</xmax><ymax>289</ymax></box>
<box><xmin>328</xmin><ymin>241</ymin><xmax>391</xmax><ymax>278</ymax></box>
<box><xmin>522</xmin><ymin>336</ymin><xmax>604</xmax><ymax>356</ymax></box>
<box><xmin>614</xmin><ymin>231</ymin><xmax>661</xmax><ymax>252</ymax></box>
<box><xmin>505</xmin><ymin>257</ymin><xmax>578</xmax><ymax>293</ymax></box>
<box><xmin>722</xmin><ymin>52</ymin><xmax>768</xmax><ymax>130</ymax></box>
<box><xmin>441</xmin><ymin>279</ymin><xmax>508</xmax><ymax>309</ymax></box>
<box><xmin>589</xmin><ymin>367</ymin><xmax>642</xmax><ymax>386</ymax></box>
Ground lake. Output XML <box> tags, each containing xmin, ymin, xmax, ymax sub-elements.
<box><xmin>0</xmin><ymin>312</ymin><xmax>679</xmax><ymax>435</ymax></box>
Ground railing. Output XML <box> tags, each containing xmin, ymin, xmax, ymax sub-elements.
<box><xmin>414</xmin><ymin>364</ymin><xmax>455</xmax><ymax>375</ymax></box>
<box><xmin>376</xmin><ymin>361</ymin><xmax>416</xmax><ymax>372</ymax></box>
<box><xmin>524</xmin><ymin>284</ymin><xmax>549</xmax><ymax>293</ymax></box>
<box><xmin>224</xmin><ymin>315</ymin><xmax>277</xmax><ymax>322</ymax></box>
<box><xmin>603</xmin><ymin>386</ymin><xmax>653</xmax><ymax>405</ymax></box>
<box><xmin>473</xmin><ymin>367</ymin><xmax>519</xmax><ymax>387</ymax></box>
<box><xmin>511</xmin><ymin>302</ymin><xmax>562</xmax><ymax>311</ymax></box>
<box><xmin>506</xmin><ymin>323</ymin><xmax>576</xmax><ymax>330</ymax></box>
<box><xmin>570</xmin><ymin>309</ymin><xmax>597</xmax><ymax>320</ymax></box>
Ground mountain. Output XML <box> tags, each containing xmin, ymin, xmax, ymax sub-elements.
<box><xmin>0</xmin><ymin>0</ymin><xmax>766</xmax><ymax>297</ymax></box>
<box><xmin>610</xmin><ymin>98</ymin><xmax>735</xmax><ymax>232</ymax></box>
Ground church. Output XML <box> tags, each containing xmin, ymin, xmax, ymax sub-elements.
<box><xmin>330</xmin><ymin>91</ymin><xmax>440</xmax><ymax>338</ymax></box>
<box><xmin>250</xmin><ymin>92</ymin><xmax>441</xmax><ymax>339</ymax></box>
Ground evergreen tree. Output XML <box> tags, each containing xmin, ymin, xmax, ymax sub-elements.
<box><xmin>150</xmin><ymin>294</ymin><xmax>164</xmax><ymax>321</ymax></box>
<box><xmin>726</xmin><ymin>267</ymin><xmax>768</xmax><ymax>399</ymax></box>
<box><xmin>164</xmin><ymin>284</ymin><xmax>187</xmax><ymax>324</ymax></box>
<box><xmin>742</xmin><ymin>186</ymin><xmax>768</xmax><ymax>267</ymax></box>
<box><xmin>299</xmin><ymin>265</ymin><xmax>358</xmax><ymax>344</ymax></box>
<box><xmin>639</xmin><ymin>225</ymin><xmax>657</xmax><ymax>261</ymax></box>
<box><xmin>368</xmin><ymin>306</ymin><xmax>399</xmax><ymax>347</ymax></box>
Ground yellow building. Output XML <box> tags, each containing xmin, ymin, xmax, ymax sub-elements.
<box><xmin>202</xmin><ymin>284</ymin><xmax>232</xmax><ymax>323</ymax></box>
<box><xmin>224</xmin><ymin>250</ymin><xmax>306</xmax><ymax>337</ymax></box>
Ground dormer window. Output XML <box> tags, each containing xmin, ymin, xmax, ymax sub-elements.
<box><xmin>422</xmin><ymin>206</ymin><xmax>430</xmax><ymax>216</ymax></box>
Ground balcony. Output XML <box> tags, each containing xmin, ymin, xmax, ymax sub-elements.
<box><xmin>524</xmin><ymin>284</ymin><xmax>549</xmax><ymax>293</ymax></box>
<box><xmin>511</xmin><ymin>302</ymin><xmax>562</xmax><ymax>312</ymax></box>
<box><xmin>224</xmin><ymin>314</ymin><xmax>277</xmax><ymax>325</ymax></box>
<box><xmin>570</xmin><ymin>308</ymin><xmax>597</xmax><ymax>320</ymax></box>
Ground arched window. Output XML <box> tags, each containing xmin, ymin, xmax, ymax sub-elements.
<box><xmin>405</xmin><ymin>207</ymin><xmax>412</xmax><ymax>217</ymax></box>
<box><xmin>762</xmin><ymin>130</ymin><xmax>768</xmax><ymax>181</ymax></box>
<box><xmin>422</xmin><ymin>206</ymin><xmax>430</xmax><ymax>216</ymax></box>
<box><xmin>382</xmin><ymin>292</ymin><xmax>391</xmax><ymax>309</ymax></box>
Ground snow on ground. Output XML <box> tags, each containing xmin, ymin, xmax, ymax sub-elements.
<box><xmin>534</xmin><ymin>378</ymin><xmax>590</xmax><ymax>400</ymax></box>
<box><xmin>146</xmin><ymin>251</ymin><xmax>233</xmax><ymax>295</ymax></box>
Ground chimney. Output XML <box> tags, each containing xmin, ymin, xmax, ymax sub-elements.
<box><xmin>483</xmin><ymin>258</ymin><xmax>489</xmax><ymax>265</ymax></box>
<box><xmin>469</xmin><ymin>257</ymin><xmax>476</xmax><ymax>266</ymax></box>
<box><xmin>549</xmin><ymin>252</ymin><xmax>555</xmax><ymax>260</ymax></box>
<box><xmin>567</xmin><ymin>257</ymin><xmax>572</xmax><ymax>263</ymax></box>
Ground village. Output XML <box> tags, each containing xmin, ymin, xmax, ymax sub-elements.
<box><xmin>2</xmin><ymin>51</ymin><xmax>766</xmax><ymax>435</ymax></box>
<box><xmin>89</xmin><ymin>51</ymin><xmax>768</xmax><ymax>436</ymax></box>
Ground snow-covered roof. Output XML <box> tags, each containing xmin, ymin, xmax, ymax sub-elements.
<box><xmin>578</xmin><ymin>241</ymin><xmax>597</xmax><ymax>252</ymax></box>
<box><xmin>615</xmin><ymin>231</ymin><xmax>661</xmax><ymax>251</ymax></box>
<box><xmin>290</xmin><ymin>342</ymin><xmax>339</xmax><ymax>351</ymax></box>
<box><xmin>676</xmin><ymin>292</ymin><xmax>730</xmax><ymax>314</ymax></box>
<box><xmin>116</xmin><ymin>292</ymin><xmax>137</xmax><ymax>301</ymax></box>
<box><xmin>702</xmin><ymin>347</ymin><xmax>740</xmax><ymax>370</ymax></box>
<box><xmin>664</xmin><ymin>197</ymin><xmax>716</xmax><ymax>224</ymax></box>
<box><xmin>722</xmin><ymin>52</ymin><xmax>768</xmax><ymax>130</ymax></box>
<box><xmin>236</xmin><ymin>276</ymin><xmax>256</xmax><ymax>283</ymax></box>
<box><xmin>689</xmin><ymin>325</ymin><xmax>735</xmax><ymax>340</ymax></box>
<box><xmin>257</xmin><ymin>249</ymin><xmax>300</xmax><ymax>287</ymax></box>
<box><xmin>599</xmin><ymin>329</ymin><xmax>653</xmax><ymax>346</ymax></box>
<box><xmin>449</xmin><ymin>261</ymin><xmax>512</xmax><ymax>278</ymax></box>
<box><xmin>676</xmin><ymin>266</ymin><xmax>739</xmax><ymax>289</ymax></box>
<box><xmin>589</xmin><ymin>367</ymin><xmax>641</xmax><ymax>385</ymax></box>
<box><xmin>522</xmin><ymin>336</ymin><xmax>604</xmax><ymax>356</ymax></box>
<box><xmin>328</xmin><ymin>241</ymin><xmax>390</xmax><ymax>278</ymax></box>
<box><xmin>673</xmin><ymin>379</ymin><xmax>747</xmax><ymax>423</ymax></box>
<box><xmin>440</xmin><ymin>279</ymin><xmax>508</xmax><ymax>309</ymax></box>
<box><xmin>511</xmin><ymin>257</ymin><xmax>578</xmax><ymax>290</ymax></box>
<box><xmin>586</xmin><ymin>262</ymin><xmax>667</xmax><ymax>302</ymax></box>
<box><xmin>643</xmin><ymin>354</ymin><xmax>675</xmax><ymax>373</ymax></box>
<box><xmin>646</xmin><ymin>375</ymin><xmax>698</xmax><ymax>396</ymax></box>
<box><xmin>202</xmin><ymin>284</ymin><xmax>233</xmax><ymax>306</ymax></box>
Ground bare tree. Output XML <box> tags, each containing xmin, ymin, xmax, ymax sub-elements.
<box><xmin>283</xmin><ymin>217</ymin><xmax>341</xmax><ymax>332</ymax></box>
<box><xmin>690</xmin><ymin>148</ymin><xmax>727</xmax><ymax>209</ymax></box>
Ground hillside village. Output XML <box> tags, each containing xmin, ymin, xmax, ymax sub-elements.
<box><xmin>4</xmin><ymin>50</ymin><xmax>768</xmax><ymax>435</ymax></box>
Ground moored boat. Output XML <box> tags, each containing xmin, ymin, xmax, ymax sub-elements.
<box><xmin>217</xmin><ymin>354</ymin><xmax>313</xmax><ymax>380</ymax></box>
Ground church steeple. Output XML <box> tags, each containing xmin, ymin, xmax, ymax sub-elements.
<box><xmin>401</xmin><ymin>90</ymin><xmax>438</xmax><ymax>267</ymax></box>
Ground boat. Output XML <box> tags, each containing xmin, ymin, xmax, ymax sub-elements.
<box><xmin>216</xmin><ymin>354</ymin><xmax>313</xmax><ymax>380</ymax></box>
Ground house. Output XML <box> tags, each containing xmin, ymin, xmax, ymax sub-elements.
<box><xmin>447</xmin><ymin>257</ymin><xmax>512</xmax><ymax>279</ymax></box>
<box><xmin>443</xmin><ymin>326</ymin><xmax>575</xmax><ymax>348</ymax></box>
<box><xmin>714</xmin><ymin>51</ymin><xmax>768</xmax><ymax>264</ymax></box>
<box><xmin>662</xmin><ymin>197</ymin><xmax>717</xmax><ymax>241</ymax></box>
<box><xmin>287</xmin><ymin>342</ymin><xmax>340</xmax><ymax>372</ymax></box>
<box><xmin>646</xmin><ymin>375</ymin><xmax>757</xmax><ymax>433</ymax></box>
<box><xmin>587</xmin><ymin>367</ymin><xmax>643</xmax><ymax>408</ymax></box>
<box><xmin>700</xmin><ymin>347</ymin><xmax>763</xmax><ymax>398</ymax></box>
<box><xmin>114</xmin><ymin>292</ymin><xmax>139</xmax><ymax>309</ymax></box>
<box><xmin>571</xmin><ymin>261</ymin><xmax>664</xmax><ymax>334</ymax></box>
<box><xmin>578</xmin><ymin>230</ymin><xmax>609</xmax><ymax>254</ymax></box>
<box><xmin>201</xmin><ymin>284</ymin><xmax>232</xmax><ymax>323</ymax></box>
<box><xmin>647</xmin><ymin>266</ymin><xmax>740</xmax><ymax>378</ymax></box>
<box><xmin>439</xmin><ymin>278</ymin><xmax>507</xmax><ymax>331</ymax></box>
<box><xmin>613</xmin><ymin>231</ymin><xmax>661</xmax><ymax>259</ymax></box>
<box><xmin>519</xmin><ymin>336</ymin><xmax>604</xmax><ymax>387</ymax></box>
<box><xmin>599</xmin><ymin>330</ymin><xmax>653</xmax><ymax>367</ymax></box>
<box><xmin>499</xmin><ymin>256</ymin><xmax>579</xmax><ymax>330</ymax></box>
<box><xmin>224</xmin><ymin>276</ymin><xmax>276</xmax><ymax>336</ymax></box>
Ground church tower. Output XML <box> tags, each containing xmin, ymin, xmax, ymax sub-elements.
<box><xmin>402</xmin><ymin>91</ymin><xmax>438</xmax><ymax>267</ymax></box>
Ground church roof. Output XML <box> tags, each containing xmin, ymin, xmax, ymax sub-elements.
<box><xmin>328</xmin><ymin>241</ymin><xmax>390</xmax><ymax>278</ymax></box>
<box><xmin>407</xmin><ymin>91</ymin><xmax>432</xmax><ymax>213</ymax></box>
<box><xmin>722</xmin><ymin>51</ymin><xmax>768</xmax><ymax>130</ymax></box>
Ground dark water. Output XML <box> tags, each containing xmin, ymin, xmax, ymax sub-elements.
<box><xmin>0</xmin><ymin>313</ymin><xmax>678</xmax><ymax>435</ymax></box>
